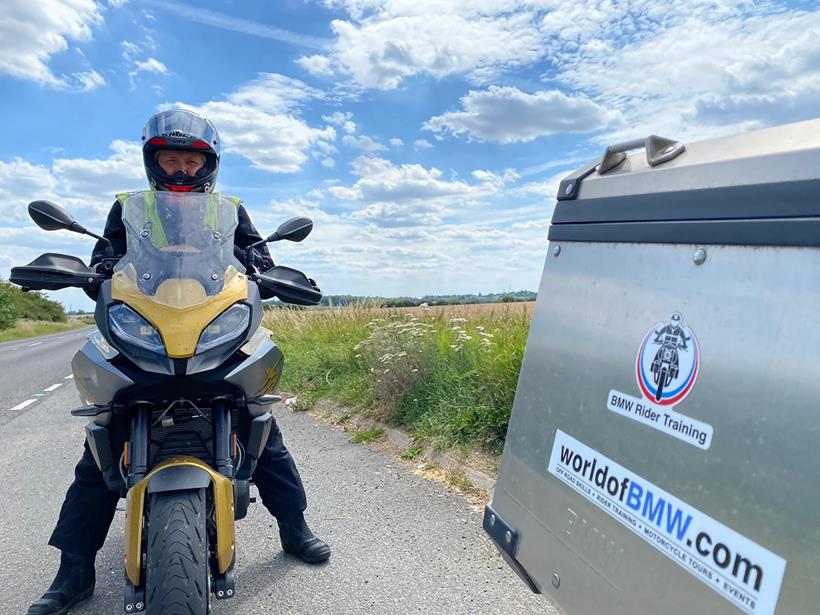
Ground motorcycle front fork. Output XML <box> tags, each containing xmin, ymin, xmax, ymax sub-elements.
<box><xmin>122</xmin><ymin>399</ymin><xmax>238</xmax><ymax>612</ymax></box>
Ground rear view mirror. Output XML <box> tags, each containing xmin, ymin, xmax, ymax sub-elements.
<box><xmin>267</xmin><ymin>217</ymin><xmax>313</xmax><ymax>243</ymax></box>
<box><xmin>29</xmin><ymin>200</ymin><xmax>79</xmax><ymax>232</ymax></box>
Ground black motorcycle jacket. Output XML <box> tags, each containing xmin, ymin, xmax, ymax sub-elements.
<box><xmin>88</xmin><ymin>197</ymin><xmax>275</xmax><ymax>299</ymax></box>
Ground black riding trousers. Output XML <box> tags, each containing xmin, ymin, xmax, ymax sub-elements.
<box><xmin>48</xmin><ymin>415</ymin><xmax>307</xmax><ymax>557</ymax></box>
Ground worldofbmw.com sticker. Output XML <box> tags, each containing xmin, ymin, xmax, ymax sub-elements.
<box><xmin>548</xmin><ymin>431</ymin><xmax>786</xmax><ymax>615</ymax></box>
<box><xmin>607</xmin><ymin>312</ymin><xmax>714</xmax><ymax>449</ymax></box>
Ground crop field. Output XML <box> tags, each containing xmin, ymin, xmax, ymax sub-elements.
<box><xmin>263</xmin><ymin>301</ymin><xmax>535</xmax><ymax>454</ymax></box>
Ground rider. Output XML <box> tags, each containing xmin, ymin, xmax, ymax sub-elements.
<box><xmin>653</xmin><ymin>312</ymin><xmax>690</xmax><ymax>350</ymax></box>
<box><xmin>28</xmin><ymin>109</ymin><xmax>331</xmax><ymax>615</ymax></box>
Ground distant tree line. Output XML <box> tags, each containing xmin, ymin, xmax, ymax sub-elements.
<box><xmin>264</xmin><ymin>290</ymin><xmax>536</xmax><ymax>309</ymax></box>
<box><xmin>323</xmin><ymin>290</ymin><xmax>536</xmax><ymax>307</ymax></box>
<box><xmin>0</xmin><ymin>280</ymin><xmax>67</xmax><ymax>330</ymax></box>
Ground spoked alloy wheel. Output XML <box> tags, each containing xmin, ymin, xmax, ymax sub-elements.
<box><xmin>145</xmin><ymin>488</ymin><xmax>211</xmax><ymax>614</ymax></box>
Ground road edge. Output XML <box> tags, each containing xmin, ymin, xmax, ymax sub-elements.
<box><xmin>289</xmin><ymin>396</ymin><xmax>498</xmax><ymax>497</ymax></box>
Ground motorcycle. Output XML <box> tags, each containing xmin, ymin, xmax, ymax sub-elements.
<box><xmin>650</xmin><ymin>331</ymin><xmax>681</xmax><ymax>401</ymax></box>
<box><xmin>10</xmin><ymin>191</ymin><xmax>322</xmax><ymax>614</ymax></box>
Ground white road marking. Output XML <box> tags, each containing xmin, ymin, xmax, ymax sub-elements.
<box><xmin>26</xmin><ymin>342</ymin><xmax>43</xmax><ymax>348</ymax></box>
<box><xmin>10</xmin><ymin>399</ymin><xmax>37</xmax><ymax>411</ymax></box>
<box><xmin>44</xmin><ymin>383</ymin><xmax>62</xmax><ymax>392</ymax></box>
<box><xmin>65</xmin><ymin>374</ymin><xmax>74</xmax><ymax>379</ymax></box>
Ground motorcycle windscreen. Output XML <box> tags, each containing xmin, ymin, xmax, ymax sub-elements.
<box><xmin>111</xmin><ymin>190</ymin><xmax>248</xmax><ymax>358</ymax></box>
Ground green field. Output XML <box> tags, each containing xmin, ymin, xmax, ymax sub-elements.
<box><xmin>264</xmin><ymin>302</ymin><xmax>534</xmax><ymax>454</ymax></box>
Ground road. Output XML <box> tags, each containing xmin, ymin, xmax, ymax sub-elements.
<box><xmin>0</xmin><ymin>328</ymin><xmax>556</xmax><ymax>615</ymax></box>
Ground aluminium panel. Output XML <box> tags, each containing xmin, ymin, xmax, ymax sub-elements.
<box><xmin>492</xmin><ymin>240</ymin><xmax>819</xmax><ymax>615</ymax></box>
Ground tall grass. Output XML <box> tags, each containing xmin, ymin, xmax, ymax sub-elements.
<box><xmin>264</xmin><ymin>302</ymin><xmax>533</xmax><ymax>453</ymax></box>
<box><xmin>0</xmin><ymin>318</ymin><xmax>93</xmax><ymax>343</ymax></box>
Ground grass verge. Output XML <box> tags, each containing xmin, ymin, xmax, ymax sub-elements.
<box><xmin>0</xmin><ymin>318</ymin><xmax>94</xmax><ymax>343</ymax></box>
<box><xmin>265</xmin><ymin>301</ymin><xmax>533</xmax><ymax>454</ymax></box>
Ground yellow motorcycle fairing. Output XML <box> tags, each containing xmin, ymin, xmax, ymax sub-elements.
<box><xmin>124</xmin><ymin>456</ymin><xmax>236</xmax><ymax>586</ymax></box>
<box><xmin>111</xmin><ymin>264</ymin><xmax>248</xmax><ymax>358</ymax></box>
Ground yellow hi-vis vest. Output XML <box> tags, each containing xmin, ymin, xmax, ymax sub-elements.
<box><xmin>116</xmin><ymin>190</ymin><xmax>241</xmax><ymax>249</ymax></box>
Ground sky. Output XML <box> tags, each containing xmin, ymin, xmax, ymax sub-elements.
<box><xmin>1</xmin><ymin>0</ymin><xmax>819</xmax><ymax>311</ymax></box>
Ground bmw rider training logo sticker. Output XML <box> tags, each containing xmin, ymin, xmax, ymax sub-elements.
<box><xmin>636</xmin><ymin>312</ymin><xmax>699</xmax><ymax>406</ymax></box>
<box><xmin>607</xmin><ymin>312</ymin><xmax>714</xmax><ymax>450</ymax></box>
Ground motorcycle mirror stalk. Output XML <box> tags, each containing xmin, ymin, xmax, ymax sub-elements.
<box><xmin>245</xmin><ymin>217</ymin><xmax>313</xmax><ymax>272</ymax></box>
<box><xmin>29</xmin><ymin>200</ymin><xmax>114</xmax><ymax>257</ymax></box>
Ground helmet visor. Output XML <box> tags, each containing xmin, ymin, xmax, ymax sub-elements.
<box><xmin>144</xmin><ymin>110</ymin><xmax>220</xmax><ymax>155</ymax></box>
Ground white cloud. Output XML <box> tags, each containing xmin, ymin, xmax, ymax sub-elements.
<box><xmin>52</xmin><ymin>140</ymin><xmax>146</xmax><ymax>204</ymax></box>
<box><xmin>389</xmin><ymin>137</ymin><xmax>403</xmax><ymax>147</ymax></box>
<box><xmin>313</xmin><ymin>1</ymin><xmax>820</xmax><ymax>144</ymax></box>
<box><xmin>342</xmin><ymin>134</ymin><xmax>386</xmax><ymax>152</ymax></box>
<box><xmin>0</xmin><ymin>0</ymin><xmax>103</xmax><ymax>88</ymax></box>
<box><xmin>0</xmin><ymin>141</ymin><xmax>150</xmax><ymax>282</ymax></box>
<box><xmin>73</xmin><ymin>69</ymin><xmax>105</xmax><ymax>91</ymax></box>
<box><xmin>472</xmin><ymin>168</ymin><xmax>519</xmax><ymax>188</ymax></box>
<box><xmin>121</xmin><ymin>40</ymin><xmax>140</xmax><ymax>58</ymax></box>
<box><xmin>297</xmin><ymin>54</ymin><xmax>336</xmax><ymax>77</ymax></box>
<box><xmin>413</xmin><ymin>139</ymin><xmax>432</xmax><ymax>150</ymax></box>
<box><xmin>312</xmin><ymin>2</ymin><xmax>547</xmax><ymax>89</ymax></box>
<box><xmin>171</xmin><ymin>75</ymin><xmax>335</xmax><ymax>173</ymax></box>
<box><xmin>322</xmin><ymin>111</ymin><xmax>357</xmax><ymax>134</ymax></box>
<box><xmin>561</xmin><ymin>6</ymin><xmax>820</xmax><ymax>142</ymax></box>
<box><xmin>228</xmin><ymin>73</ymin><xmax>324</xmax><ymax>113</ymax></box>
<box><xmin>328</xmin><ymin>155</ymin><xmax>503</xmax><ymax>226</ymax></box>
<box><xmin>134</xmin><ymin>57</ymin><xmax>167</xmax><ymax>74</ymax></box>
<box><xmin>0</xmin><ymin>158</ymin><xmax>60</xmax><ymax>223</ymax></box>
<box><xmin>185</xmin><ymin>101</ymin><xmax>335</xmax><ymax>173</ymax></box>
<box><xmin>425</xmin><ymin>86</ymin><xmax>621</xmax><ymax>143</ymax></box>
<box><xmin>144</xmin><ymin>0</ymin><xmax>329</xmax><ymax>50</ymax></box>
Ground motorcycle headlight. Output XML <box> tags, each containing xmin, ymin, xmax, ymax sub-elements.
<box><xmin>196</xmin><ymin>304</ymin><xmax>250</xmax><ymax>353</ymax></box>
<box><xmin>108</xmin><ymin>304</ymin><xmax>165</xmax><ymax>354</ymax></box>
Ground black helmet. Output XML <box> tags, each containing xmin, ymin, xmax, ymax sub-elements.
<box><xmin>670</xmin><ymin>312</ymin><xmax>682</xmax><ymax>326</ymax></box>
<box><xmin>142</xmin><ymin>109</ymin><xmax>220</xmax><ymax>193</ymax></box>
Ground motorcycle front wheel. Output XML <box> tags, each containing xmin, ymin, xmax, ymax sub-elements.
<box><xmin>655</xmin><ymin>367</ymin><xmax>668</xmax><ymax>401</ymax></box>
<box><xmin>145</xmin><ymin>488</ymin><xmax>211</xmax><ymax>614</ymax></box>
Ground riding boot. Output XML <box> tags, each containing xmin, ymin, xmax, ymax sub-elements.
<box><xmin>27</xmin><ymin>551</ymin><xmax>95</xmax><ymax>615</ymax></box>
<box><xmin>278</xmin><ymin>512</ymin><xmax>331</xmax><ymax>564</ymax></box>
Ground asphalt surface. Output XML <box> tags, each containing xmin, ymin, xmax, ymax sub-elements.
<box><xmin>0</xmin><ymin>329</ymin><xmax>557</xmax><ymax>615</ymax></box>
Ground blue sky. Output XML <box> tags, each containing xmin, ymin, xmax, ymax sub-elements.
<box><xmin>1</xmin><ymin>0</ymin><xmax>819</xmax><ymax>310</ymax></box>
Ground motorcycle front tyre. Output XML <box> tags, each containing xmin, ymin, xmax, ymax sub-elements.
<box><xmin>145</xmin><ymin>488</ymin><xmax>211</xmax><ymax>615</ymax></box>
<box><xmin>655</xmin><ymin>367</ymin><xmax>668</xmax><ymax>402</ymax></box>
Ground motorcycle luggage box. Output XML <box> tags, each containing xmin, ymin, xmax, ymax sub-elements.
<box><xmin>487</xmin><ymin>119</ymin><xmax>820</xmax><ymax>615</ymax></box>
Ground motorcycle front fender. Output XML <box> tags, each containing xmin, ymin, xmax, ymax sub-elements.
<box><xmin>124</xmin><ymin>456</ymin><xmax>235</xmax><ymax>586</ymax></box>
